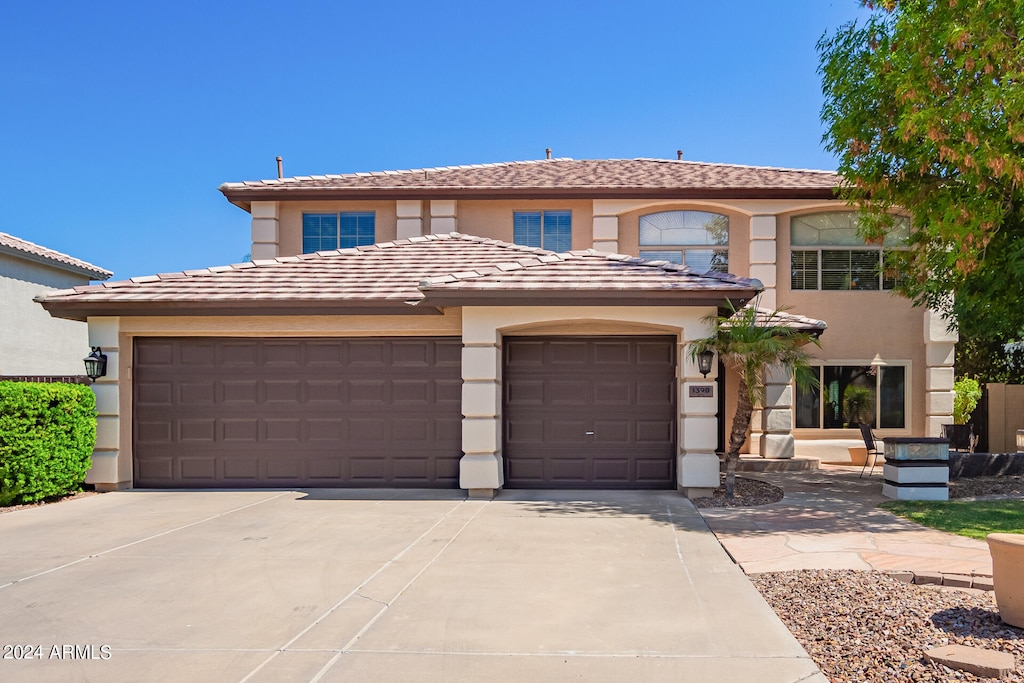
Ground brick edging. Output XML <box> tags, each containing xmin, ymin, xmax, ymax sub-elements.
<box><xmin>884</xmin><ymin>570</ymin><xmax>993</xmax><ymax>591</ymax></box>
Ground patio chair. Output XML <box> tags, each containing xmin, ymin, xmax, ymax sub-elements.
<box><xmin>858</xmin><ymin>423</ymin><xmax>884</xmax><ymax>478</ymax></box>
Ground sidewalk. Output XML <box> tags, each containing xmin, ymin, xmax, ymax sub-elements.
<box><xmin>697</xmin><ymin>464</ymin><xmax>994</xmax><ymax>576</ymax></box>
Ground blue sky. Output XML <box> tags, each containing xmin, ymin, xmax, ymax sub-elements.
<box><xmin>1</xmin><ymin>1</ymin><xmax>869</xmax><ymax>280</ymax></box>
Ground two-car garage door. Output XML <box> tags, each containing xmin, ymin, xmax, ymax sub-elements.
<box><xmin>133</xmin><ymin>337</ymin><xmax>462</xmax><ymax>488</ymax></box>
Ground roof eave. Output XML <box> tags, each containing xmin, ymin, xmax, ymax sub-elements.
<box><xmin>39</xmin><ymin>299</ymin><xmax>441</xmax><ymax>322</ymax></box>
<box><xmin>418</xmin><ymin>289</ymin><xmax>761</xmax><ymax>309</ymax></box>
<box><xmin>0</xmin><ymin>244</ymin><xmax>112</xmax><ymax>280</ymax></box>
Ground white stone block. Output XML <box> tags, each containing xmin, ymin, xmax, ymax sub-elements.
<box><xmin>396</xmin><ymin>217</ymin><xmax>423</xmax><ymax>240</ymax></box>
<box><xmin>681</xmin><ymin>353</ymin><xmax>717</xmax><ymax>380</ymax></box>
<box><xmin>756</xmin><ymin>289</ymin><xmax>777</xmax><ymax>310</ymax></box>
<box><xmin>462</xmin><ymin>417</ymin><xmax>500</xmax><ymax>453</ymax></box>
<box><xmin>765</xmin><ymin>364</ymin><xmax>792</xmax><ymax>384</ymax></box>
<box><xmin>926</xmin><ymin>341</ymin><xmax>956</xmax><ymax>366</ymax></box>
<box><xmin>87</xmin><ymin>317</ymin><xmax>119</xmax><ymax>348</ymax></box>
<box><xmin>764</xmin><ymin>408</ymin><xmax>793</xmax><ymax>432</ymax></box>
<box><xmin>592</xmin><ymin>239</ymin><xmax>618</xmax><ymax>253</ymax></box>
<box><xmin>682</xmin><ymin>416</ymin><xmax>718</xmax><ymax>451</ymax></box>
<box><xmin>883</xmin><ymin>464</ymin><xmax>949</xmax><ymax>484</ymax></box>
<box><xmin>762</xmin><ymin>433</ymin><xmax>795</xmax><ymax>459</ymax></box>
<box><xmin>927</xmin><ymin>415</ymin><xmax>952</xmax><ymax>438</ymax></box>
<box><xmin>926</xmin><ymin>390</ymin><xmax>954</xmax><ymax>415</ymax></box>
<box><xmin>924</xmin><ymin>309</ymin><xmax>958</xmax><ymax>343</ymax></box>
<box><xmin>681</xmin><ymin>383</ymin><xmax>718</xmax><ymax>415</ymax></box>
<box><xmin>84</xmin><ymin>451</ymin><xmax>119</xmax><ymax>485</ymax></box>
<box><xmin>459</xmin><ymin>453</ymin><xmax>504</xmax><ymax>489</ymax></box>
<box><xmin>462</xmin><ymin>381</ymin><xmax>499</xmax><ymax>417</ymax></box>
<box><xmin>750</xmin><ymin>215</ymin><xmax>777</xmax><ymax>239</ymax></box>
<box><xmin>251</xmin><ymin>217</ymin><xmax>278</xmax><ymax>243</ymax></box>
<box><xmin>250</xmin><ymin>201</ymin><xmax>279</xmax><ymax>219</ymax></box>
<box><xmin>592</xmin><ymin>216</ymin><xmax>619</xmax><ymax>240</ymax></box>
<box><xmin>678</xmin><ymin>452</ymin><xmax>720</xmax><ymax>489</ymax></box>
<box><xmin>95</xmin><ymin>350</ymin><xmax>118</xmax><ymax>381</ymax></box>
<box><xmin>882</xmin><ymin>483</ymin><xmax>949</xmax><ymax>501</ymax></box>
<box><xmin>765</xmin><ymin>383</ymin><xmax>792</xmax><ymax>408</ymax></box>
<box><xmin>927</xmin><ymin>367</ymin><xmax>955</xmax><ymax>392</ymax></box>
<box><xmin>749</xmin><ymin>239</ymin><xmax>777</xmax><ymax>264</ymax></box>
<box><xmin>430</xmin><ymin>216</ymin><xmax>457</xmax><ymax>234</ymax></box>
<box><xmin>396</xmin><ymin>200</ymin><xmax>422</xmax><ymax>218</ymax></box>
<box><xmin>461</xmin><ymin>346</ymin><xmax>499</xmax><ymax>381</ymax></box>
<box><xmin>251</xmin><ymin>243</ymin><xmax>278</xmax><ymax>260</ymax></box>
<box><xmin>95</xmin><ymin>416</ymin><xmax>119</xmax><ymax>450</ymax></box>
<box><xmin>430</xmin><ymin>200</ymin><xmax>457</xmax><ymax>217</ymax></box>
<box><xmin>748</xmin><ymin>264</ymin><xmax>777</xmax><ymax>288</ymax></box>
<box><xmin>92</xmin><ymin>383</ymin><xmax>118</xmax><ymax>416</ymax></box>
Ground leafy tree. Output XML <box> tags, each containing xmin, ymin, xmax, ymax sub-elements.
<box><xmin>818</xmin><ymin>1</ymin><xmax>1024</xmax><ymax>343</ymax></box>
<box><xmin>688</xmin><ymin>303</ymin><xmax>820</xmax><ymax>497</ymax></box>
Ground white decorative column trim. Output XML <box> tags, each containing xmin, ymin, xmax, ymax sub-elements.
<box><xmin>430</xmin><ymin>200</ymin><xmax>457</xmax><ymax>235</ymax></box>
<box><xmin>250</xmin><ymin>201</ymin><xmax>280</xmax><ymax>260</ymax></box>
<box><xmin>748</xmin><ymin>215</ymin><xmax>778</xmax><ymax>311</ymax></box>
<box><xmin>592</xmin><ymin>200</ymin><xmax>621</xmax><ymax>253</ymax></box>
<box><xmin>924</xmin><ymin>309</ymin><xmax>957</xmax><ymax>437</ymax></box>
<box><xmin>459</xmin><ymin>339</ymin><xmax>504</xmax><ymax>496</ymax></box>
<box><xmin>86</xmin><ymin>317</ymin><xmax>125</xmax><ymax>491</ymax></box>
<box><xmin>760</xmin><ymin>364</ymin><xmax>795</xmax><ymax>459</ymax></box>
<box><xmin>396</xmin><ymin>200</ymin><xmax>424</xmax><ymax>239</ymax></box>
<box><xmin>678</xmin><ymin>328</ymin><xmax>720</xmax><ymax>498</ymax></box>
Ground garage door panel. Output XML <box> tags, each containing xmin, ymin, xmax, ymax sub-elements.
<box><xmin>134</xmin><ymin>337</ymin><xmax>461</xmax><ymax>488</ymax></box>
<box><xmin>504</xmin><ymin>336</ymin><xmax>676</xmax><ymax>489</ymax></box>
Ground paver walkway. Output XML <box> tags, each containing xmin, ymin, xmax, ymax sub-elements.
<box><xmin>698</xmin><ymin>464</ymin><xmax>994</xmax><ymax>576</ymax></box>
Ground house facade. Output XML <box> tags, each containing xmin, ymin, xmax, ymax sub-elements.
<box><xmin>39</xmin><ymin>158</ymin><xmax>956</xmax><ymax>495</ymax></box>
<box><xmin>1</xmin><ymin>232</ymin><xmax>111</xmax><ymax>377</ymax></box>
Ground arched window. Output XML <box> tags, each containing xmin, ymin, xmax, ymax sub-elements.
<box><xmin>790</xmin><ymin>212</ymin><xmax>909</xmax><ymax>290</ymax></box>
<box><xmin>639</xmin><ymin>210</ymin><xmax>729</xmax><ymax>273</ymax></box>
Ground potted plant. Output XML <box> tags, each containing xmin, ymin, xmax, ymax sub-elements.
<box><xmin>943</xmin><ymin>377</ymin><xmax>982</xmax><ymax>452</ymax></box>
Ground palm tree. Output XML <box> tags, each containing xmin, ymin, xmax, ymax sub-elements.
<box><xmin>688</xmin><ymin>301</ymin><xmax>821</xmax><ymax>497</ymax></box>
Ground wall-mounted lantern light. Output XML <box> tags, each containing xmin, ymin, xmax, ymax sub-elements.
<box><xmin>697</xmin><ymin>349</ymin><xmax>716</xmax><ymax>378</ymax></box>
<box><xmin>84</xmin><ymin>347</ymin><xmax>107</xmax><ymax>383</ymax></box>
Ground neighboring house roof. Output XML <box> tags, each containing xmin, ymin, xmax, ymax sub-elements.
<box><xmin>743</xmin><ymin>306</ymin><xmax>828</xmax><ymax>334</ymax></box>
<box><xmin>220</xmin><ymin>158</ymin><xmax>841</xmax><ymax>207</ymax></box>
<box><xmin>38</xmin><ymin>233</ymin><xmax>763</xmax><ymax>320</ymax></box>
<box><xmin>0</xmin><ymin>232</ymin><xmax>112</xmax><ymax>280</ymax></box>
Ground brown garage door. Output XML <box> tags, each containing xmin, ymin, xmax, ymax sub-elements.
<box><xmin>503</xmin><ymin>336</ymin><xmax>676</xmax><ymax>489</ymax></box>
<box><xmin>133</xmin><ymin>337</ymin><xmax>462</xmax><ymax>488</ymax></box>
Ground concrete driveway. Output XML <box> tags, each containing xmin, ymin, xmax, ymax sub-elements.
<box><xmin>0</xmin><ymin>489</ymin><xmax>823</xmax><ymax>682</ymax></box>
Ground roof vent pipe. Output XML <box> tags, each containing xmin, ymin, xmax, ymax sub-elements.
<box><xmin>677</xmin><ymin>150</ymin><xmax>683</xmax><ymax>160</ymax></box>
<box><xmin>546</xmin><ymin>148</ymin><xmax>552</xmax><ymax>159</ymax></box>
<box><xmin>276</xmin><ymin>156</ymin><xmax>283</xmax><ymax>178</ymax></box>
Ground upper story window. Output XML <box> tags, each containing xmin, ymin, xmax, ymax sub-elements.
<box><xmin>513</xmin><ymin>210</ymin><xmax>572</xmax><ymax>252</ymax></box>
<box><xmin>790</xmin><ymin>212</ymin><xmax>909</xmax><ymax>291</ymax></box>
<box><xmin>795</xmin><ymin>363</ymin><xmax>906</xmax><ymax>430</ymax></box>
<box><xmin>302</xmin><ymin>212</ymin><xmax>375</xmax><ymax>253</ymax></box>
<box><xmin>639</xmin><ymin>210</ymin><xmax>729</xmax><ymax>273</ymax></box>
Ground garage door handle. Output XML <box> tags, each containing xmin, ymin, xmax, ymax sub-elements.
<box><xmin>585</xmin><ymin>431</ymin><xmax>595</xmax><ymax>436</ymax></box>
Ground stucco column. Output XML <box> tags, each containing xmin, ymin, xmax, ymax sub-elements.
<box><xmin>748</xmin><ymin>215</ymin><xmax>778</xmax><ymax>310</ymax></box>
<box><xmin>86</xmin><ymin>317</ymin><xmax>126</xmax><ymax>491</ymax></box>
<box><xmin>592</xmin><ymin>200</ymin><xmax>621</xmax><ymax>253</ymax></box>
<box><xmin>760</xmin><ymin>364</ymin><xmax>795</xmax><ymax>459</ymax></box>
<box><xmin>250</xmin><ymin>201</ymin><xmax>280</xmax><ymax>260</ymax></box>
<box><xmin>924</xmin><ymin>309</ymin><xmax>957</xmax><ymax>437</ymax></box>
<box><xmin>459</xmin><ymin>320</ymin><xmax>504</xmax><ymax>497</ymax></box>
<box><xmin>396</xmin><ymin>200</ymin><xmax>424</xmax><ymax>239</ymax></box>
<box><xmin>430</xmin><ymin>200</ymin><xmax>457</xmax><ymax>235</ymax></box>
<box><xmin>678</xmin><ymin>331</ymin><xmax>720</xmax><ymax>498</ymax></box>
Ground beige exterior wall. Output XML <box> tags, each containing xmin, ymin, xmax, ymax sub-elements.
<box><xmin>274</xmin><ymin>201</ymin><xmax>399</xmax><ymax>257</ymax></box>
<box><xmin>1</xmin><ymin>254</ymin><xmax>96</xmax><ymax>375</ymax></box>
<box><xmin>456</xmin><ymin>200</ymin><xmax>594</xmax><ymax>251</ymax></box>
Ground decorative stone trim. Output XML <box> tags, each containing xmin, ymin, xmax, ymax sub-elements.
<box><xmin>883</xmin><ymin>570</ymin><xmax>994</xmax><ymax>591</ymax></box>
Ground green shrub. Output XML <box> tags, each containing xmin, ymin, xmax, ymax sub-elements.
<box><xmin>0</xmin><ymin>381</ymin><xmax>96</xmax><ymax>505</ymax></box>
<box><xmin>953</xmin><ymin>377</ymin><xmax>983</xmax><ymax>424</ymax></box>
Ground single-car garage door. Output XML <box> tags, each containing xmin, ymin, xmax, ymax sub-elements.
<box><xmin>133</xmin><ymin>337</ymin><xmax>462</xmax><ymax>488</ymax></box>
<box><xmin>503</xmin><ymin>336</ymin><xmax>677</xmax><ymax>489</ymax></box>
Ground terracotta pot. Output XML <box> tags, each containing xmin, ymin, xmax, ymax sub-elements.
<box><xmin>987</xmin><ymin>533</ymin><xmax>1024</xmax><ymax>628</ymax></box>
<box><xmin>848</xmin><ymin>446</ymin><xmax>876</xmax><ymax>467</ymax></box>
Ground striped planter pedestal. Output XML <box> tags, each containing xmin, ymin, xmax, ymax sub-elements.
<box><xmin>882</xmin><ymin>437</ymin><xmax>950</xmax><ymax>501</ymax></box>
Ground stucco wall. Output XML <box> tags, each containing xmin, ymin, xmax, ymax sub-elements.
<box><xmin>0</xmin><ymin>253</ymin><xmax>93</xmax><ymax>375</ymax></box>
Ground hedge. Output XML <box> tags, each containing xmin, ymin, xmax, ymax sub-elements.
<box><xmin>0</xmin><ymin>381</ymin><xmax>96</xmax><ymax>505</ymax></box>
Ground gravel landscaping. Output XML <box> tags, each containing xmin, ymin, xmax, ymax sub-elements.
<box><xmin>691</xmin><ymin>475</ymin><xmax>785</xmax><ymax>508</ymax></box>
<box><xmin>753</xmin><ymin>570</ymin><xmax>1023</xmax><ymax>682</ymax></box>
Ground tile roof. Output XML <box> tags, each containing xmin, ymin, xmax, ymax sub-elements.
<box><xmin>38</xmin><ymin>234</ymin><xmax>762</xmax><ymax>320</ymax></box>
<box><xmin>220</xmin><ymin>158</ymin><xmax>841</xmax><ymax>205</ymax></box>
<box><xmin>0</xmin><ymin>232</ymin><xmax>112</xmax><ymax>280</ymax></box>
<box><xmin>744</xmin><ymin>306</ymin><xmax>828</xmax><ymax>333</ymax></box>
